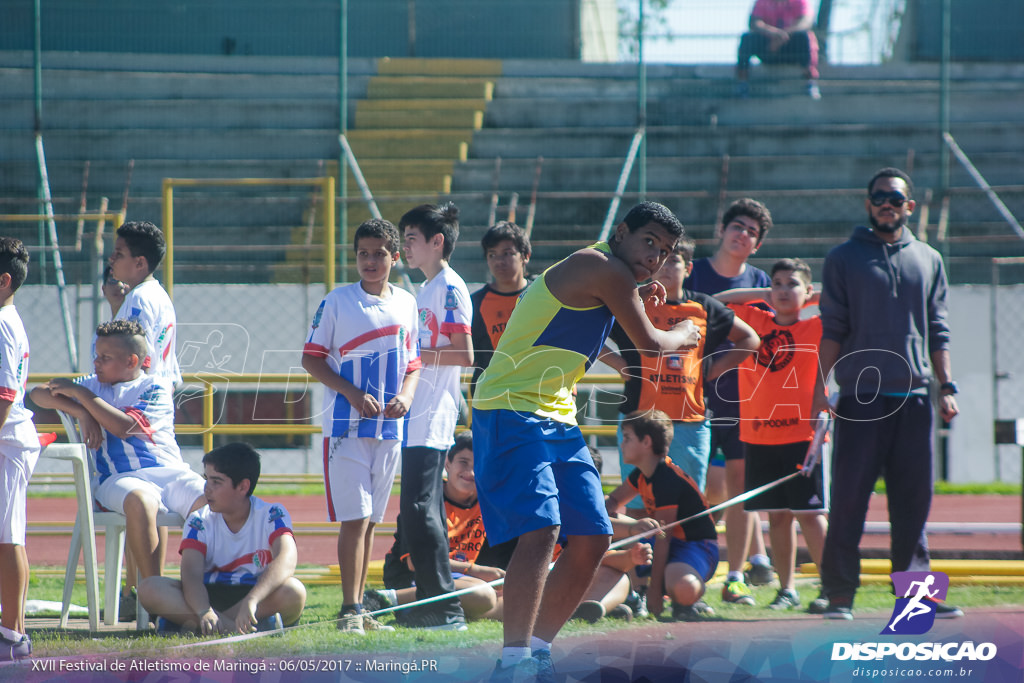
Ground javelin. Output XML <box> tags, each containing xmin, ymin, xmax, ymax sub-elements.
<box><xmin>172</xmin><ymin>468</ymin><xmax>803</xmax><ymax>650</ymax></box>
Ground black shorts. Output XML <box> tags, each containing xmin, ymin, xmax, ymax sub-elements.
<box><xmin>743</xmin><ymin>441</ymin><xmax>827</xmax><ymax>512</ymax></box>
<box><xmin>206</xmin><ymin>583</ymin><xmax>253</xmax><ymax>612</ymax></box>
<box><xmin>710</xmin><ymin>423</ymin><xmax>744</xmax><ymax>463</ymax></box>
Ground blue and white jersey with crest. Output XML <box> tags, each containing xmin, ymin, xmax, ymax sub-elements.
<box><xmin>180</xmin><ymin>497</ymin><xmax>294</xmax><ymax>586</ymax></box>
<box><xmin>303</xmin><ymin>282</ymin><xmax>420</xmax><ymax>440</ymax></box>
<box><xmin>75</xmin><ymin>373</ymin><xmax>183</xmax><ymax>483</ymax></box>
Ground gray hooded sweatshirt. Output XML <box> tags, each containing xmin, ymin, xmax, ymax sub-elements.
<box><xmin>819</xmin><ymin>225</ymin><xmax>950</xmax><ymax>398</ymax></box>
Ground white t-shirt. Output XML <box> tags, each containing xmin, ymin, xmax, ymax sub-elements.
<box><xmin>116</xmin><ymin>279</ymin><xmax>181</xmax><ymax>386</ymax></box>
<box><xmin>0</xmin><ymin>305</ymin><xmax>37</xmax><ymax>455</ymax></box>
<box><xmin>179</xmin><ymin>497</ymin><xmax>295</xmax><ymax>586</ymax></box>
<box><xmin>75</xmin><ymin>373</ymin><xmax>183</xmax><ymax>484</ymax></box>
<box><xmin>303</xmin><ymin>283</ymin><xmax>420</xmax><ymax>439</ymax></box>
<box><xmin>0</xmin><ymin>306</ymin><xmax>33</xmax><ymax>435</ymax></box>
<box><xmin>405</xmin><ymin>265</ymin><xmax>472</xmax><ymax>450</ymax></box>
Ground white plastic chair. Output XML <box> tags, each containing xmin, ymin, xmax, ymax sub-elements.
<box><xmin>39</xmin><ymin>439</ymin><xmax>100</xmax><ymax>631</ymax></box>
<box><xmin>58</xmin><ymin>411</ymin><xmax>185</xmax><ymax>628</ymax></box>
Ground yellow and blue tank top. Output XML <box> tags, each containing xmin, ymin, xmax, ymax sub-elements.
<box><xmin>473</xmin><ymin>242</ymin><xmax>615</xmax><ymax>424</ymax></box>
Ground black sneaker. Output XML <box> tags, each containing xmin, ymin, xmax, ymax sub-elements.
<box><xmin>0</xmin><ymin>633</ymin><xmax>31</xmax><ymax>661</ymax></box>
<box><xmin>606</xmin><ymin>604</ymin><xmax>634</xmax><ymax>621</ymax></box>
<box><xmin>768</xmin><ymin>589</ymin><xmax>801</xmax><ymax>611</ymax></box>
<box><xmin>823</xmin><ymin>597</ymin><xmax>854</xmax><ymax>620</ymax></box>
<box><xmin>571</xmin><ymin>600</ymin><xmax>605</xmax><ymax>623</ymax></box>
<box><xmin>396</xmin><ymin>608</ymin><xmax>468</xmax><ymax>631</ymax></box>
<box><xmin>672</xmin><ymin>600</ymin><xmax>714</xmax><ymax>621</ymax></box>
<box><xmin>119</xmin><ymin>586</ymin><xmax>138</xmax><ymax>622</ymax></box>
<box><xmin>362</xmin><ymin>588</ymin><xmax>396</xmax><ymax>614</ymax></box>
<box><xmin>489</xmin><ymin>657</ymin><xmax>540</xmax><ymax>683</ymax></box>
<box><xmin>624</xmin><ymin>589</ymin><xmax>649</xmax><ymax>619</ymax></box>
<box><xmin>745</xmin><ymin>563</ymin><xmax>775</xmax><ymax>586</ymax></box>
<box><xmin>807</xmin><ymin>592</ymin><xmax>829</xmax><ymax>615</ymax></box>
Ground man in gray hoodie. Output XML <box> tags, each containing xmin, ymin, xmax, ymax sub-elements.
<box><xmin>811</xmin><ymin>168</ymin><xmax>961</xmax><ymax>620</ymax></box>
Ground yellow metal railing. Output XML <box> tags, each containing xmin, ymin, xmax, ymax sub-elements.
<box><xmin>31</xmin><ymin>372</ymin><xmax>621</xmax><ymax>453</ymax></box>
<box><xmin>161</xmin><ymin>177</ymin><xmax>336</xmax><ymax>298</ymax></box>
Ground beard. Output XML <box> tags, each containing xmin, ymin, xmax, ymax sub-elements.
<box><xmin>869</xmin><ymin>213</ymin><xmax>908</xmax><ymax>234</ymax></box>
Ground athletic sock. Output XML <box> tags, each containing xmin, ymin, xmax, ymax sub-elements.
<box><xmin>727</xmin><ymin>571</ymin><xmax>744</xmax><ymax>583</ymax></box>
<box><xmin>341</xmin><ymin>603</ymin><xmax>363</xmax><ymax>615</ymax></box>
<box><xmin>530</xmin><ymin>636</ymin><xmax>552</xmax><ymax>653</ymax></box>
<box><xmin>378</xmin><ymin>589</ymin><xmax>398</xmax><ymax>606</ymax></box>
<box><xmin>501</xmin><ymin>647</ymin><xmax>531</xmax><ymax>668</ymax></box>
<box><xmin>0</xmin><ymin>626</ymin><xmax>23</xmax><ymax>641</ymax></box>
<box><xmin>749</xmin><ymin>554</ymin><xmax>770</xmax><ymax>567</ymax></box>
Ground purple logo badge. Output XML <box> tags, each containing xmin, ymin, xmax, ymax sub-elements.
<box><xmin>883</xmin><ymin>571</ymin><xmax>949</xmax><ymax>635</ymax></box>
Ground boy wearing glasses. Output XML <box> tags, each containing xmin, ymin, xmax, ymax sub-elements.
<box><xmin>811</xmin><ymin>167</ymin><xmax>962</xmax><ymax>621</ymax></box>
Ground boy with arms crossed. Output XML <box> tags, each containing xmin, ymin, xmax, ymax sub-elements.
<box><xmin>30</xmin><ymin>320</ymin><xmax>205</xmax><ymax>584</ymax></box>
<box><xmin>606</xmin><ymin>410</ymin><xmax>720</xmax><ymax>622</ymax></box>
<box><xmin>399</xmin><ymin>203</ymin><xmax>474</xmax><ymax>630</ymax></box>
<box><xmin>139</xmin><ymin>443</ymin><xmax>306</xmax><ymax>634</ymax></box>
<box><xmin>301</xmin><ymin>219</ymin><xmax>420</xmax><ymax>635</ymax></box>
<box><xmin>715</xmin><ymin>258</ymin><xmax>828</xmax><ymax>613</ymax></box>
<box><xmin>472</xmin><ymin>202</ymin><xmax>701</xmax><ymax>680</ymax></box>
<box><xmin>0</xmin><ymin>239</ymin><xmax>38</xmax><ymax>660</ymax></box>
<box><xmin>684</xmin><ymin>198</ymin><xmax>774</xmax><ymax>603</ymax></box>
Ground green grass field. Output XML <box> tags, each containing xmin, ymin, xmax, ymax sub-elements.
<box><xmin>26</xmin><ymin>573</ymin><xmax>1024</xmax><ymax>659</ymax></box>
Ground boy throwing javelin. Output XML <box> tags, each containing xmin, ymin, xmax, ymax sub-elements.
<box><xmin>472</xmin><ymin>202</ymin><xmax>701</xmax><ymax>680</ymax></box>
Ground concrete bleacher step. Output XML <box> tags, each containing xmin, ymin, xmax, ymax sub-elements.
<box><xmin>356</xmin><ymin>108</ymin><xmax>484</xmax><ymax>130</ymax></box>
<box><xmin>347</xmin><ymin>129</ymin><xmax>470</xmax><ymax>161</ymax></box>
<box><xmin>367</xmin><ymin>77</ymin><xmax>494</xmax><ymax>100</ymax></box>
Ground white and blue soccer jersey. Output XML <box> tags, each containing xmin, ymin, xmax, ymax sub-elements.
<box><xmin>0</xmin><ymin>305</ymin><xmax>34</xmax><ymax>437</ymax></box>
<box><xmin>406</xmin><ymin>265</ymin><xmax>472</xmax><ymax>450</ymax></box>
<box><xmin>179</xmin><ymin>497</ymin><xmax>294</xmax><ymax>586</ymax></box>
<box><xmin>116</xmin><ymin>279</ymin><xmax>181</xmax><ymax>386</ymax></box>
<box><xmin>75</xmin><ymin>373</ymin><xmax>183</xmax><ymax>484</ymax></box>
<box><xmin>303</xmin><ymin>283</ymin><xmax>421</xmax><ymax>440</ymax></box>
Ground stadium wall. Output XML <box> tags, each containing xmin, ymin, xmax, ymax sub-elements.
<box><xmin>17</xmin><ymin>283</ymin><xmax>1022</xmax><ymax>485</ymax></box>
<box><xmin>0</xmin><ymin>0</ymin><xmax>589</xmax><ymax>60</ymax></box>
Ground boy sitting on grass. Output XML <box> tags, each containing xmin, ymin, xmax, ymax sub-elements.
<box><xmin>138</xmin><ymin>442</ymin><xmax>306</xmax><ymax>634</ymax></box>
<box><xmin>606</xmin><ymin>410</ymin><xmax>720</xmax><ymax>622</ymax></box>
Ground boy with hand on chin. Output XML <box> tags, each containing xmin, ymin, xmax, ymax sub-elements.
<box><xmin>301</xmin><ymin>219</ymin><xmax>421</xmax><ymax>635</ymax></box>
<box><xmin>472</xmin><ymin>202</ymin><xmax>701</xmax><ymax>680</ymax></box>
<box><xmin>30</xmin><ymin>320</ymin><xmax>206</xmax><ymax>585</ymax></box>
<box><xmin>139</xmin><ymin>443</ymin><xmax>306</xmax><ymax>634</ymax></box>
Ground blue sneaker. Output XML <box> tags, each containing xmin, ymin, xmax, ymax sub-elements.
<box><xmin>255</xmin><ymin>612</ymin><xmax>284</xmax><ymax>633</ymax></box>
<box><xmin>155</xmin><ymin>617</ymin><xmax>183</xmax><ymax>635</ymax></box>
<box><xmin>489</xmin><ymin>657</ymin><xmax>540</xmax><ymax>683</ymax></box>
<box><xmin>532</xmin><ymin>649</ymin><xmax>557</xmax><ymax>683</ymax></box>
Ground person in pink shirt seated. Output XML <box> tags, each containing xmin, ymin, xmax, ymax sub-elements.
<box><xmin>736</xmin><ymin>0</ymin><xmax>821</xmax><ymax>99</ymax></box>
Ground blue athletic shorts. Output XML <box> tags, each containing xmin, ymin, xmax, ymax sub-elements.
<box><xmin>670</xmin><ymin>537</ymin><xmax>721</xmax><ymax>583</ymax></box>
<box><xmin>472</xmin><ymin>409</ymin><xmax>613</xmax><ymax>545</ymax></box>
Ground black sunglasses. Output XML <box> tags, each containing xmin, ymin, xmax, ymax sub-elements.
<box><xmin>869</xmin><ymin>191</ymin><xmax>908</xmax><ymax>208</ymax></box>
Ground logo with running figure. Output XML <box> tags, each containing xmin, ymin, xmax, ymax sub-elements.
<box><xmin>883</xmin><ymin>571</ymin><xmax>950</xmax><ymax>635</ymax></box>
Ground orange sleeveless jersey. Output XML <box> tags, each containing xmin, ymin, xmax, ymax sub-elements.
<box><xmin>610</xmin><ymin>294</ymin><xmax>735</xmax><ymax>421</ymax></box>
<box><xmin>730</xmin><ymin>305</ymin><xmax>823</xmax><ymax>445</ymax></box>
<box><xmin>445</xmin><ymin>498</ymin><xmax>488</xmax><ymax>565</ymax></box>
